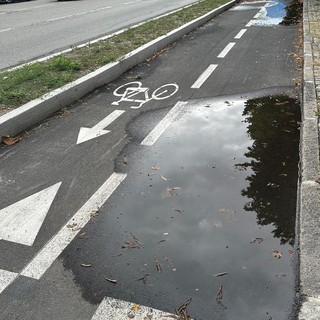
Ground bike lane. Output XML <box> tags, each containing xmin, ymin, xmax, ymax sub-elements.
<box><xmin>0</xmin><ymin>1</ymin><xmax>300</xmax><ymax>319</ymax></box>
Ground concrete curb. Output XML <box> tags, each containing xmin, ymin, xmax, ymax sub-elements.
<box><xmin>299</xmin><ymin>0</ymin><xmax>320</xmax><ymax>318</ymax></box>
<box><xmin>0</xmin><ymin>0</ymin><xmax>237</xmax><ymax>137</ymax></box>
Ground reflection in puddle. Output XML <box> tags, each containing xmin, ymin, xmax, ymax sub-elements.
<box><xmin>243</xmin><ymin>0</ymin><xmax>302</xmax><ymax>26</ymax></box>
<box><xmin>62</xmin><ymin>94</ymin><xmax>300</xmax><ymax>320</ymax></box>
<box><xmin>238</xmin><ymin>96</ymin><xmax>301</xmax><ymax>246</ymax></box>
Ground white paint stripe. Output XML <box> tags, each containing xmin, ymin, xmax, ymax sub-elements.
<box><xmin>217</xmin><ymin>42</ymin><xmax>236</xmax><ymax>58</ymax></box>
<box><xmin>254</xmin><ymin>12</ymin><xmax>261</xmax><ymax>18</ymax></box>
<box><xmin>246</xmin><ymin>20</ymin><xmax>254</xmax><ymax>27</ymax></box>
<box><xmin>21</xmin><ymin>172</ymin><xmax>127</xmax><ymax>280</ymax></box>
<box><xmin>234</xmin><ymin>29</ymin><xmax>247</xmax><ymax>39</ymax></box>
<box><xmin>0</xmin><ymin>28</ymin><xmax>13</xmax><ymax>33</ymax></box>
<box><xmin>124</xmin><ymin>1</ymin><xmax>134</xmax><ymax>4</ymax></box>
<box><xmin>91</xmin><ymin>296</ymin><xmax>173</xmax><ymax>320</ymax></box>
<box><xmin>0</xmin><ymin>269</ymin><xmax>18</xmax><ymax>294</ymax></box>
<box><xmin>0</xmin><ymin>182</ymin><xmax>62</xmax><ymax>246</ymax></box>
<box><xmin>47</xmin><ymin>6</ymin><xmax>112</xmax><ymax>22</ymax></box>
<box><xmin>141</xmin><ymin>101</ymin><xmax>187</xmax><ymax>146</ymax></box>
<box><xmin>191</xmin><ymin>64</ymin><xmax>218</xmax><ymax>89</ymax></box>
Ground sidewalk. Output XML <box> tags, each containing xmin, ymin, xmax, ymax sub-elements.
<box><xmin>298</xmin><ymin>0</ymin><xmax>320</xmax><ymax>318</ymax></box>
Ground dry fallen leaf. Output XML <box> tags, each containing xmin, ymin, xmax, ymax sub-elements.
<box><xmin>250</xmin><ymin>237</ymin><xmax>263</xmax><ymax>244</ymax></box>
<box><xmin>155</xmin><ymin>259</ymin><xmax>162</xmax><ymax>273</ymax></box>
<box><xmin>131</xmin><ymin>304</ymin><xmax>140</xmax><ymax>312</ymax></box>
<box><xmin>80</xmin><ymin>263</ymin><xmax>91</xmax><ymax>267</ymax></box>
<box><xmin>213</xmin><ymin>272</ymin><xmax>228</xmax><ymax>277</ymax></box>
<box><xmin>2</xmin><ymin>135</ymin><xmax>21</xmax><ymax>145</ymax></box>
<box><xmin>151</xmin><ymin>165</ymin><xmax>160</xmax><ymax>171</ymax></box>
<box><xmin>123</xmin><ymin>155</ymin><xmax>128</xmax><ymax>165</ymax></box>
<box><xmin>272</xmin><ymin>250</ymin><xmax>282</xmax><ymax>259</ymax></box>
<box><xmin>105</xmin><ymin>277</ymin><xmax>117</xmax><ymax>284</ymax></box>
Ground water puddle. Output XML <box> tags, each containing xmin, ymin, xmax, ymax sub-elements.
<box><xmin>236</xmin><ymin>0</ymin><xmax>302</xmax><ymax>26</ymax></box>
<box><xmin>62</xmin><ymin>94</ymin><xmax>300</xmax><ymax>319</ymax></box>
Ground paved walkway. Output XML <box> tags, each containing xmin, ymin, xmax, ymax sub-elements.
<box><xmin>299</xmin><ymin>0</ymin><xmax>320</xmax><ymax>319</ymax></box>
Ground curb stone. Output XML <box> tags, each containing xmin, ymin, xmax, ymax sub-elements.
<box><xmin>299</xmin><ymin>0</ymin><xmax>320</xmax><ymax>318</ymax></box>
<box><xmin>0</xmin><ymin>0</ymin><xmax>237</xmax><ymax>137</ymax></box>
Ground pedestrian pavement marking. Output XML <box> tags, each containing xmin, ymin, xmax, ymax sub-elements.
<box><xmin>141</xmin><ymin>101</ymin><xmax>187</xmax><ymax>146</ymax></box>
<box><xmin>0</xmin><ymin>269</ymin><xmax>18</xmax><ymax>294</ymax></box>
<box><xmin>191</xmin><ymin>64</ymin><xmax>218</xmax><ymax>89</ymax></box>
<box><xmin>20</xmin><ymin>172</ymin><xmax>127</xmax><ymax>280</ymax></box>
<box><xmin>0</xmin><ymin>182</ymin><xmax>62</xmax><ymax>246</ymax></box>
<box><xmin>91</xmin><ymin>296</ymin><xmax>174</xmax><ymax>320</ymax></box>
<box><xmin>217</xmin><ymin>42</ymin><xmax>236</xmax><ymax>58</ymax></box>
<box><xmin>234</xmin><ymin>29</ymin><xmax>247</xmax><ymax>39</ymax></box>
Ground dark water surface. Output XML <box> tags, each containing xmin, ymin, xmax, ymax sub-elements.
<box><xmin>63</xmin><ymin>94</ymin><xmax>301</xmax><ymax>320</ymax></box>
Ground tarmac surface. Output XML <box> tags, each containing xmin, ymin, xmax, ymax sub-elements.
<box><xmin>0</xmin><ymin>0</ymin><xmax>319</xmax><ymax>319</ymax></box>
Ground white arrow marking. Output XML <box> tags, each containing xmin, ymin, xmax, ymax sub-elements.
<box><xmin>91</xmin><ymin>297</ymin><xmax>174</xmax><ymax>320</ymax></box>
<box><xmin>76</xmin><ymin>110</ymin><xmax>125</xmax><ymax>144</ymax></box>
<box><xmin>0</xmin><ymin>269</ymin><xmax>18</xmax><ymax>293</ymax></box>
<box><xmin>21</xmin><ymin>172</ymin><xmax>126</xmax><ymax>280</ymax></box>
<box><xmin>0</xmin><ymin>182</ymin><xmax>61</xmax><ymax>247</ymax></box>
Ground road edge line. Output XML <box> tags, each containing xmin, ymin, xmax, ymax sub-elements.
<box><xmin>0</xmin><ymin>0</ymin><xmax>237</xmax><ymax>137</ymax></box>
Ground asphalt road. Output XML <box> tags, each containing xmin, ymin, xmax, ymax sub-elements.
<box><xmin>0</xmin><ymin>0</ymin><xmax>200</xmax><ymax>71</ymax></box>
<box><xmin>0</xmin><ymin>1</ymin><xmax>300</xmax><ymax>319</ymax></box>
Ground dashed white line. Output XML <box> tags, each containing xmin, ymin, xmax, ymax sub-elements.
<box><xmin>124</xmin><ymin>1</ymin><xmax>135</xmax><ymax>4</ymax></box>
<box><xmin>46</xmin><ymin>6</ymin><xmax>112</xmax><ymax>22</ymax></box>
<box><xmin>246</xmin><ymin>20</ymin><xmax>254</xmax><ymax>27</ymax></box>
<box><xmin>191</xmin><ymin>64</ymin><xmax>218</xmax><ymax>89</ymax></box>
<box><xmin>217</xmin><ymin>42</ymin><xmax>236</xmax><ymax>58</ymax></box>
<box><xmin>20</xmin><ymin>172</ymin><xmax>127</xmax><ymax>280</ymax></box>
<box><xmin>234</xmin><ymin>29</ymin><xmax>247</xmax><ymax>39</ymax></box>
<box><xmin>141</xmin><ymin>101</ymin><xmax>187</xmax><ymax>146</ymax></box>
<box><xmin>254</xmin><ymin>12</ymin><xmax>261</xmax><ymax>19</ymax></box>
<box><xmin>0</xmin><ymin>269</ymin><xmax>18</xmax><ymax>294</ymax></box>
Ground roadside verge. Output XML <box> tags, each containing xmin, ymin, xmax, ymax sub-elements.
<box><xmin>298</xmin><ymin>0</ymin><xmax>320</xmax><ymax>318</ymax></box>
<box><xmin>0</xmin><ymin>0</ymin><xmax>237</xmax><ymax>138</ymax></box>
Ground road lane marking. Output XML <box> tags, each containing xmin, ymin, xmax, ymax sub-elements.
<box><xmin>0</xmin><ymin>183</ymin><xmax>62</xmax><ymax>246</ymax></box>
<box><xmin>141</xmin><ymin>101</ymin><xmax>187</xmax><ymax>146</ymax></box>
<box><xmin>91</xmin><ymin>296</ymin><xmax>173</xmax><ymax>320</ymax></box>
<box><xmin>246</xmin><ymin>20</ymin><xmax>254</xmax><ymax>27</ymax></box>
<box><xmin>76</xmin><ymin>110</ymin><xmax>125</xmax><ymax>144</ymax></box>
<box><xmin>46</xmin><ymin>6</ymin><xmax>112</xmax><ymax>22</ymax></box>
<box><xmin>234</xmin><ymin>29</ymin><xmax>247</xmax><ymax>39</ymax></box>
<box><xmin>191</xmin><ymin>64</ymin><xmax>218</xmax><ymax>89</ymax></box>
<box><xmin>0</xmin><ymin>28</ymin><xmax>13</xmax><ymax>33</ymax></box>
<box><xmin>20</xmin><ymin>172</ymin><xmax>126</xmax><ymax>280</ymax></box>
<box><xmin>254</xmin><ymin>12</ymin><xmax>261</xmax><ymax>18</ymax></box>
<box><xmin>217</xmin><ymin>42</ymin><xmax>236</xmax><ymax>58</ymax></box>
<box><xmin>0</xmin><ymin>269</ymin><xmax>18</xmax><ymax>294</ymax></box>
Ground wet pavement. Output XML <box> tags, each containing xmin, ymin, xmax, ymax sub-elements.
<box><xmin>62</xmin><ymin>93</ymin><xmax>301</xmax><ymax>320</ymax></box>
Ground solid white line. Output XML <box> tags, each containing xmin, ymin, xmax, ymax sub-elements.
<box><xmin>92</xmin><ymin>297</ymin><xmax>173</xmax><ymax>320</ymax></box>
<box><xmin>234</xmin><ymin>29</ymin><xmax>247</xmax><ymax>39</ymax></box>
<box><xmin>141</xmin><ymin>101</ymin><xmax>187</xmax><ymax>146</ymax></box>
<box><xmin>254</xmin><ymin>12</ymin><xmax>261</xmax><ymax>18</ymax></box>
<box><xmin>21</xmin><ymin>172</ymin><xmax>127</xmax><ymax>280</ymax></box>
<box><xmin>191</xmin><ymin>64</ymin><xmax>218</xmax><ymax>89</ymax></box>
<box><xmin>0</xmin><ymin>269</ymin><xmax>18</xmax><ymax>294</ymax></box>
<box><xmin>217</xmin><ymin>42</ymin><xmax>236</xmax><ymax>58</ymax></box>
<box><xmin>246</xmin><ymin>20</ymin><xmax>254</xmax><ymax>27</ymax></box>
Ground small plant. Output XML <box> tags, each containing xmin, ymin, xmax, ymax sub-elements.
<box><xmin>49</xmin><ymin>56</ymin><xmax>81</xmax><ymax>71</ymax></box>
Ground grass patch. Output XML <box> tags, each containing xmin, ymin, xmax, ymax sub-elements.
<box><xmin>0</xmin><ymin>0</ymin><xmax>230</xmax><ymax>110</ymax></box>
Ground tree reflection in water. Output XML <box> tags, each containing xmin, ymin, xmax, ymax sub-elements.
<box><xmin>239</xmin><ymin>95</ymin><xmax>301</xmax><ymax>245</ymax></box>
